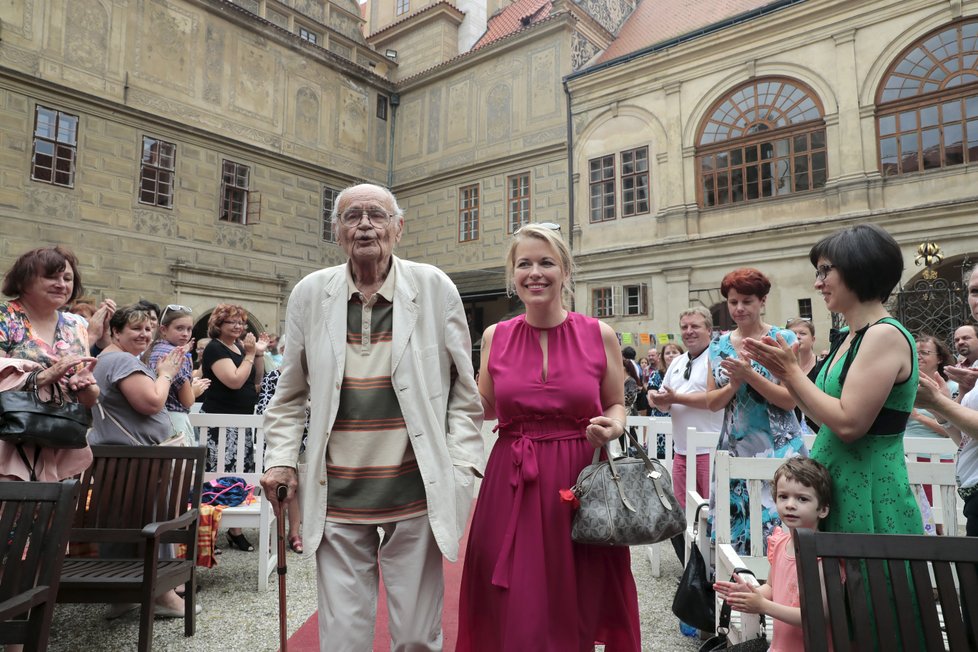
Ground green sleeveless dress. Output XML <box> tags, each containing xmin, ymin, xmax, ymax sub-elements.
<box><xmin>810</xmin><ymin>317</ymin><xmax>923</xmax><ymax>534</ymax></box>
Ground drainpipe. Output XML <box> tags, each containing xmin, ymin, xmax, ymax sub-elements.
<box><xmin>387</xmin><ymin>93</ymin><xmax>400</xmax><ymax>188</ymax></box>
<box><xmin>562</xmin><ymin>79</ymin><xmax>574</xmax><ymax>252</ymax></box>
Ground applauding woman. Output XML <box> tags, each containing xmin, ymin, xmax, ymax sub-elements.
<box><xmin>201</xmin><ymin>303</ymin><xmax>267</xmax><ymax>552</ymax></box>
<box><xmin>0</xmin><ymin>246</ymin><xmax>98</xmax><ymax>481</ymax></box>
<box><xmin>90</xmin><ymin>305</ymin><xmax>186</xmax><ymax>446</ymax></box>
<box><xmin>706</xmin><ymin>268</ymin><xmax>807</xmax><ymax>556</ymax></box>
<box><xmin>744</xmin><ymin>224</ymin><xmax>922</xmax><ymax>536</ymax></box>
<box><xmin>457</xmin><ymin>224</ymin><xmax>640</xmax><ymax>651</ymax></box>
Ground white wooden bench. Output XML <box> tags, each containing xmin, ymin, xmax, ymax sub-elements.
<box><xmin>684</xmin><ymin>427</ymin><xmax>720</xmax><ymax>566</ymax></box>
<box><xmin>715</xmin><ymin>447</ymin><xmax>963</xmax><ymax>644</ymax></box>
<box><xmin>188</xmin><ymin>413</ymin><xmax>278</xmax><ymax>591</ymax></box>
<box><xmin>627</xmin><ymin>416</ymin><xmax>673</xmax><ymax>577</ymax></box>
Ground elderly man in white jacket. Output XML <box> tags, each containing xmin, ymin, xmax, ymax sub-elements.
<box><xmin>261</xmin><ymin>183</ymin><xmax>484</xmax><ymax>651</ymax></box>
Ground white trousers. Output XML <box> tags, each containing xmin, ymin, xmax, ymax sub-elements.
<box><xmin>316</xmin><ymin>515</ymin><xmax>444</xmax><ymax>652</ymax></box>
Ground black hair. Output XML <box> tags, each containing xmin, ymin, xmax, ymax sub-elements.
<box><xmin>809</xmin><ymin>223</ymin><xmax>903</xmax><ymax>303</ymax></box>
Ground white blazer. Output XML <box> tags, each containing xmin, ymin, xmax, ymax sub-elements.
<box><xmin>262</xmin><ymin>256</ymin><xmax>485</xmax><ymax>561</ymax></box>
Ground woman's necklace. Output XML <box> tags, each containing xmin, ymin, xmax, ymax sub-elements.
<box><xmin>219</xmin><ymin>338</ymin><xmax>240</xmax><ymax>355</ymax></box>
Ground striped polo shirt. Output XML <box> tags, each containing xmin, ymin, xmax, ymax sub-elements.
<box><xmin>325</xmin><ymin>264</ymin><xmax>427</xmax><ymax>524</ymax></box>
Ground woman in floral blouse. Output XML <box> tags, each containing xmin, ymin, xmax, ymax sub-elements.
<box><xmin>0</xmin><ymin>246</ymin><xmax>99</xmax><ymax>481</ymax></box>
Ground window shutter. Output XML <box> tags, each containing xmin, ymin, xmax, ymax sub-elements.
<box><xmin>641</xmin><ymin>283</ymin><xmax>648</xmax><ymax>316</ymax></box>
<box><xmin>246</xmin><ymin>191</ymin><xmax>261</xmax><ymax>224</ymax></box>
<box><xmin>612</xmin><ymin>285</ymin><xmax>622</xmax><ymax>317</ymax></box>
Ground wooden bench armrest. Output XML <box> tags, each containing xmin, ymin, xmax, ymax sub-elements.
<box><xmin>0</xmin><ymin>586</ymin><xmax>51</xmax><ymax>621</ymax></box>
<box><xmin>141</xmin><ymin>508</ymin><xmax>199</xmax><ymax>540</ymax></box>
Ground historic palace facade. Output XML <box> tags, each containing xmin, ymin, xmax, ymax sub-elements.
<box><xmin>1</xmin><ymin>0</ymin><xmax>976</xmax><ymax>348</ymax></box>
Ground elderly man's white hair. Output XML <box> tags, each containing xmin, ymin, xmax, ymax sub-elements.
<box><xmin>329</xmin><ymin>183</ymin><xmax>405</xmax><ymax>225</ymax></box>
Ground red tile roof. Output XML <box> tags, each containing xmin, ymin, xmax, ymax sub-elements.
<box><xmin>471</xmin><ymin>0</ymin><xmax>553</xmax><ymax>51</ymax></box>
<box><xmin>596</xmin><ymin>0</ymin><xmax>781</xmax><ymax>63</ymax></box>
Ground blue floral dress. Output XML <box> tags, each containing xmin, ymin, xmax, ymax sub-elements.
<box><xmin>709</xmin><ymin>327</ymin><xmax>808</xmax><ymax>555</ymax></box>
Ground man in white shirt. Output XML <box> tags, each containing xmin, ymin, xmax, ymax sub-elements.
<box><xmin>649</xmin><ymin>306</ymin><xmax>723</xmax><ymax>561</ymax></box>
<box><xmin>951</xmin><ymin>324</ymin><xmax>978</xmax><ymax>403</ymax></box>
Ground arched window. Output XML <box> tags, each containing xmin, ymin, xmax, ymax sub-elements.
<box><xmin>696</xmin><ymin>77</ymin><xmax>826</xmax><ymax>207</ymax></box>
<box><xmin>877</xmin><ymin>19</ymin><xmax>978</xmax><ymax>176</ymax></box>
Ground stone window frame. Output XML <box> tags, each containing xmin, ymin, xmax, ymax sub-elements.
<box><xmin>458</xmin><ymin>183</ymin><xmax>480</xmax><ymax>242</ymax></box>
<box><xmin>219</xmin><ymin>159</ymin><xmax>259</xmax><ymax>224</ymax></box>
<box><xmin>298</xmin><ymin>27</ymin><xmax>319</xmax><ymax>45</ymax></box>
<box><xmin>396</xmin><ymin>0</ymin><xmax>409</xmax><ymax>16</ymax></box>
<box><xmin>592</xmin><ymin>287</ymin><xmax>613</xmax><ymax>317</ymax></box>
<box><xmin>588</xmin><ymin>154</ymin><xmax>616</xmax><ymax>223</ymax></box>
<box><xmin>876</xmin><ymin>19</ymin><xmax>978</xmax><ymax>177</ymax></box>
<box><xmin>506</xmin><ymin>172</ymin><xmax>531</xmax><ymax>233</ymax></box>
<box><xmin>138</xmin><ymin>136</ymin><xmax>176</xmax><ymax>209</ymax></box>
<box><xmin>620</xmin><ymin>146</ymin><xmax>650</xmax><ymax>217</ymax></box>
<box><xmin>797</xmin><ymin>298</ymin><xmax>813</xmax><ymax>321</ymax></box>
<box><xmin>696</xmin><ymin>77</ymin><xmax>827</xmax><ymax>208</ymax></box>
<box><xmin>322</xmin><ymin>185</ymin><xmax>339</xmax><ymax>243</ymax></box>
<box><xmin>623</xmin><ymin>283</ymin><xmax>648</xmax><ymax>316</ymax></box>
<box><xmin>377</xmin><ymin>95</ymin><xmax>389</xmax><ymax>121</ymax></box>
<box><xmin>31</xmin><ymin>105</ymin><xmax>78</xmax><ymax>188</ymax></box>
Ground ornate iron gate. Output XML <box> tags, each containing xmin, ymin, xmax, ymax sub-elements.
<box><xmin>887</xmin><ymin>276</ymin><xmax>970</xmax><ymax>346</ymax></box>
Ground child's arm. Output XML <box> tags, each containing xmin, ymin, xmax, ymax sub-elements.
<box><xmin>714</xmin><ymin>574</ymin><xmax>802</xmax><ymax>627</ymax></box>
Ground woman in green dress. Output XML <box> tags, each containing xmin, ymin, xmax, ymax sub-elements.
<box><xmin>744</xmin><ymin>224</ymin><xmax>922</xmax><ymax>535</ymax></box>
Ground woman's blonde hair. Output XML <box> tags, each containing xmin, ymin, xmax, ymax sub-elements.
<box><xmin>505</xmin><ymin>224</ymin><xmax>574</xmax><ymax>307</ymax></box>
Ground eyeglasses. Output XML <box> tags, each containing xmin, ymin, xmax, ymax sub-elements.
<box><xmin>223</xmin><ymin>320</ymin><xmax>245</xmax><ymax>326</ymax></box>
<box><xmin>160</xmin><ymin>304</ymin><xmax>192</xmax><ymax>322</ymax></box>
<box><xmin>339</xmin><ymin>207</ymin><xmax>394</xmax><ymax>228</ymax></box>
<box><xmin>814</xmin><ymin>264</ymin><xmax>836</xmax><ymax>281</ymax></box>
<box><xmin>515</xmin><ymin>222</ymin><xmax>561</xmax><ymax>234</ymax></box>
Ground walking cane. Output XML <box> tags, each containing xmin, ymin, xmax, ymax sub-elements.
<box><xmin>276</xmin><ymin>484</ymin><xmax>289</xmax><ymax>652</ymax></box>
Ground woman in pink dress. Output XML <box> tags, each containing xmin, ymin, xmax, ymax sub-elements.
<box><xmin>457</xmin><ymin>224</ymin><xmax>641</xmax><ymax>651</ymax></box>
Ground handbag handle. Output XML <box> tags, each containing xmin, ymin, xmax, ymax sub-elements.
<box><xmin>23</xmin><ymin>370</ymin><xmax>68</xmax><ymax>406</ymax></box>
<box><xmin>716</xmin><ymin>567</ymin><xmax>767</xmax><ymax>637</ymax></box>
<box><xmin>97</xmin><ymin>402</ymin><xmax>142</xmax><ymax>446</ymax></box>
<box><xmin>588</xmin><ymin>426</ymin><xmax>675</xmax><ymax>512</ymax></box>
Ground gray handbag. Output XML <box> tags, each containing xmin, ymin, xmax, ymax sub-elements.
<box><xmin>570</xmin><ymin>428</ymin><xmax>686</xmax><ymax>546</ymax></box>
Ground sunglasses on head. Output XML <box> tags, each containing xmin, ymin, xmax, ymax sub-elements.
<box><xmin>160</xmin><ymin>304</ymin><xmax>192</xmax><ymax>322</ymax></box>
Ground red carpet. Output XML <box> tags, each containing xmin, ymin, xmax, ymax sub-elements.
<box><xmin>286</xmin><ymin>515</ymin><xmax>469</xmax><ymax>651</ymax></box>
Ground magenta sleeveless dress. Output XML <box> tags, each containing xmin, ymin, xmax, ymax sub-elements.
<box><xmin>457</xmin><ymin>313</ymin><xmax>641</xmax><ymax>652</ymax></box>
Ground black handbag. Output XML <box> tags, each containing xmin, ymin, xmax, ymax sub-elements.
<box><xmin>0</xmin><ymin>371</ymin><xmax>91</xmax><ymax>449</ymax></box>
<box><xmin>570</xmin><ymin>428</ymin><xmax>686</xmax><ymax>546</ymax></box>
<box><xmin>672</xmin><ymin>503</ymin><xmax>715</xmax><ymax>632</ymax></box>
<box><xmin>698</xmin><ymin>568</ymin><xmax>769</xmax><ymax>652</ymax></box>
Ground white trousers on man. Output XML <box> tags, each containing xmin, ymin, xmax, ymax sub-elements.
<box><xmin>316</xmin><ymin>514</ymin><xmax>444</xmax><ymax>652</ymax></box>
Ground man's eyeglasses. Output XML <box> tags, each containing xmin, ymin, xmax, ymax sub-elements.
<box><xmin>815</xmin><ymin>264</ymin><xmax>836</xmax><ymax>281</ymax></box>
<box><xmin>339</xmin><ymin>207</ymin><xmax>394</xmax><ymax>228</ymax></box>
<box><xmin>160</xmin><ymin>304</ymin><xmax>192</xmax><ymax>322</ymax></box>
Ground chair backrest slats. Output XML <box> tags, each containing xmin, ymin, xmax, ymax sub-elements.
<box><xmin>796</xmin><ymin>528</ymin><xmax>978</xmax><ymax>651</ymax></box>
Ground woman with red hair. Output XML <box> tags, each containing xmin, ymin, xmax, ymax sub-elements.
<box><xmin>705</xmin><ymin>268</ymin><xmax>807</xmax><ymax>556</ymax></box>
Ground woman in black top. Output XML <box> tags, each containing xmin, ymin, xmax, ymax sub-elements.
<box><xmin>201</xmin><ymin>303</ymin><xmax>268</xmax><ymax>551</ymax></box>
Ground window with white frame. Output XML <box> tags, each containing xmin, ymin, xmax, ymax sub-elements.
<box><xmin>507</xmin><ymin>172</ymin><xmax>531</xmax><ymax>233</ymax></box>
<box><xmin>592</xmin><ymin>287</ymin><xmax>613</xmax><ymax>317</ymax></box>
<box><xmin>458</xmin><ymin>184</ymin><xmax>479</xmax><ymax>242</ymax></box>
<box><xmin>322</xmin><ymin>185</ymin><xmax>338</xmax><ymax>242</ymax></box>
<box><xmin>621</xmin><ymin>147</ymin><xmax>650</xmax><ymax>217</ymax></box>
<box><xmin>220</xmin><ymin>160</ymin><xmax>253</xmax><ymax>224</ymax></box>
<box><xmin>139</xmin><ymin>136</ymin><xmax>176</xmax><ymax>208</ymax></box>
<box><xmin>623</xmin><ymin>284</ymin><xmax>647</xmax><ymax>316</ymax></box>
<box><xmin>32</xmin><ymin>105</ymin><xmax>78</xmax><ymax>188</ymax></box>
<box><xmin>396</xmin><ymin>0</ymin><xmax>409</xmax><ymax>15</ymax></box>
<box><xmin>298</xmin><ymin>27</ymin><xmax>319</xmax><ymax>44</ymax></box>
<box><xmin>588</xmin><ymin>155</ymin><xmax>615</xmax><ymax>222</ymax></box>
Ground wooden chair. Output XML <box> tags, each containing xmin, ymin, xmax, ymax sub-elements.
<box><xmin>0</xmin><ymin>480</ymin><xmax>79</xmax><ymax>652</ymax></box>
<box><xmin>58</xmin><ymin>446</ymin><xmax>205</xmax><ymax>652</ymax></box>
<box><xmin>795</xmin><ymin>528</ymin><xmax>978</xmax><ymax>651</ymax></box>
<box><xmin>189</xmin><ymin>412</ymin><xmax>278</xmax><ymax>590</ymax></box>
